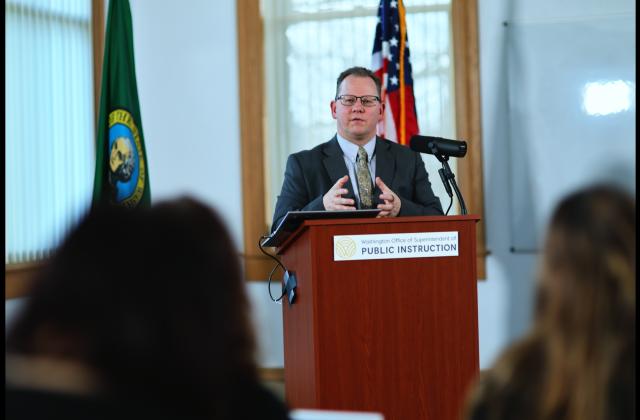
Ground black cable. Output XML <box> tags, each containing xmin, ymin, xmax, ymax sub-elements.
<box><xmin>445</xmin><ymin>196</ymin><xmax>453</xmax><ymax>215</ymax></box>
<box><xmin>258</xmin><ymin>235</ymin><xmax>286</xmax><ymax>302</ymax></box>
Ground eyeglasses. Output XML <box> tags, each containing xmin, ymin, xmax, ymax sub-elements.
<box><xmin>336</xmin><ymin>95</ymin><xmax>381</xmax><ymax>107</ymax></box>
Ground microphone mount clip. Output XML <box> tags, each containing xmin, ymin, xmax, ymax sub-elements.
<box><xmin>428</xmin><ymin>143</ymin><xmax>468</xmax><ymax>215</ymax></box>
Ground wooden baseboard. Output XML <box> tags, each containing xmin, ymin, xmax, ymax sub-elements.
<box><xmin>258</xmin><ymin>367</ymin><xmax>284</xmax><ymax>382</ymax></box>
<box><xmin>5</xmin><ymin>263</ymin><xmax>44</xmax><ymax>300</ymax></box>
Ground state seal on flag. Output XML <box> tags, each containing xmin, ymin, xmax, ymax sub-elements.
<box><xmin>107</xmin><ymin>109</ymin><xmax>147</xmax><ymax>207</ymax></box>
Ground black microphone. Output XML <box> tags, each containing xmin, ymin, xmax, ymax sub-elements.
<box><xmin>410</xmin><ymin>135</ymin><xmax>467</xmax><ymax>158</ymax></box>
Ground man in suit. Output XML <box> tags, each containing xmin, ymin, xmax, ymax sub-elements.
<box><xmin>272</xmin><ymin>66</ymin><xmax>443</xmax><ymax>231</ymax></box>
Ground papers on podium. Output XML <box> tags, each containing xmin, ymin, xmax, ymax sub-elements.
<box><xmin>290</xmin><ymin>409</ymin><xmax>384</xmax><ymax>420</ymax></box>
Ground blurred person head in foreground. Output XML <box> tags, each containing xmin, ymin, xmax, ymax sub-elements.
<box><xmin>465</xmin><ymin>184</ymin><xmax>635</xmax><ymax>420</ymax></box>
<box><xmin>6</xmin><ymin>197</ymin><xmax>289</xmax><ymax>420</ymax></box>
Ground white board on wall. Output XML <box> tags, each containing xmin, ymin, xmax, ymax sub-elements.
<box><xmin>505</xmin><ymin>14</ymin><xmax>636</xmax><ymax>252</ymax></box>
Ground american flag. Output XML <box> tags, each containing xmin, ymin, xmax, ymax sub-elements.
<box><xmin>371</xmin><ymin>0</ymin><xmax>420</xmax><ymax>146</ymax></box>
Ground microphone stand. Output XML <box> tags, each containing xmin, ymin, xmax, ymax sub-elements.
<box><xmin>429</xmin><ymin>143</ymin><xmax>468</xmax><ymax>215</ymax></box>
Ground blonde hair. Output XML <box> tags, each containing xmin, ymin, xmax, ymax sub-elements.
<box><xmin>465</xmin><ymin>185</ymin><xmax>635</xmax><ymax>420</ymax></box>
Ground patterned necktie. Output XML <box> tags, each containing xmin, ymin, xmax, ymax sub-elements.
<box><xmin>356</xmin><ymin>146</ymin><xmax>373</xmax><ymax>209</ymax></box>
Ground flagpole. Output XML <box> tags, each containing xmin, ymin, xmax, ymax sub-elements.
<box><xmin>398</xmin><ymin>0</ymin><xmax>407</xmax><ymax>145</ymax></box>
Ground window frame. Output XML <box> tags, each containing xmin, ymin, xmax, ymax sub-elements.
<box><xmin>237</xmin><ymin>0</ymin><xmax>487</xmax><ymax>281</ymax></box>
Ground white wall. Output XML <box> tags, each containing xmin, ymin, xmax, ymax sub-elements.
<box><xmin>129</xmin><ymin>0</ymin><xmax>244</xmax><ymax>249</ymax></box>
<box><xmin>475</xmin><ymin>0</ymin><xmax>636</xmax><ymax>367</ymax></box>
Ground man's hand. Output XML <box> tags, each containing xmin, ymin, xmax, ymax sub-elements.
<box><xmin>323</xmin><ymin>175</ymin><xmax>356</xmax><ymax>211</ymax></box>
<box><xmin>375</xmin><ymin>177</ymin><xmax>401</xmax><ymax>217</ymax></box>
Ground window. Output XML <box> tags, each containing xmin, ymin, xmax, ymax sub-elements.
<box><xmin>6</xmin><ymin>0</ymin><xmax>96</xmax><ymax>265</ymax></box>
<box><xmin>262</xmin><ymin>0</ymin><xmax>458</xmax><ymax>222</ymax></box>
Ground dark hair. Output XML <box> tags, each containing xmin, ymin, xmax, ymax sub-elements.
<box><xmin>7</xmin><ymin>198</ymin><xmax>257</xmax><ymax>417</ymax></box>
<box><xmin>464</xmin><ymin>184</ymin><xmax>636</xmax><ymax>420</ymax></box>
<box><xmin>335</xmin><ymin>66</ymin><xmax>382</xmax><ymax>98</ymax></box>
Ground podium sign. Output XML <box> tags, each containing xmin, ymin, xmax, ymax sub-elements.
<box><xmin>333</xmin><ymin>230</ymin><xmax>459</xmax><ymax>261</ymax></box>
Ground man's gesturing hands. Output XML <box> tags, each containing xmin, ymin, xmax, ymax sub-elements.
<box><xmin>323</xmin><ymin>175</ymin><xmax>356</xmax><ymax>211</ymax></box>
<box><xmin>375</xmin><ymin>177</ymin><xmax>401</xmax><ymax>218</ymax></box>
<box><xmin>322</xmin><ymin>175</ymin><xmax>401</xmax><ymax>217</ymax></box>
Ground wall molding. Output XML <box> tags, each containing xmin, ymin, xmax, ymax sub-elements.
<box><xmin>236</xmin><ymin>0</ymin><xmax>276</xmax><ymax>281</ymax></box>
<box><xmin>452</xmin><ymin>0</ymin><xmax>488</xmax><ymax>278</ymax></box>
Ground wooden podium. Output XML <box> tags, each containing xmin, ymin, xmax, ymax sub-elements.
<box><xmin>276</xmin><ymin>215</ymin><xmax>480</xmax><ymax>420</ymax></box>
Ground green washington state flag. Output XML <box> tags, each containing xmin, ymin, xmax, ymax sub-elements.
<box><xmin>92</xmin><ymin>0</ymin><xmax>150</xmax><ymax>208</ymax></box>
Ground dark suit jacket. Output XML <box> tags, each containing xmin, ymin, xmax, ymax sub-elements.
<box><xmin>272</xmin><ymin>136</ymin><xmax>443</xmax><ymax>231</ymax></box>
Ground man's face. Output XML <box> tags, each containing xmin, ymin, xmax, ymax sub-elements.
<box><xmin>331</xmin><ymin>75</ymin><xmax>384</xmax><ymax>144</ymax></box>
